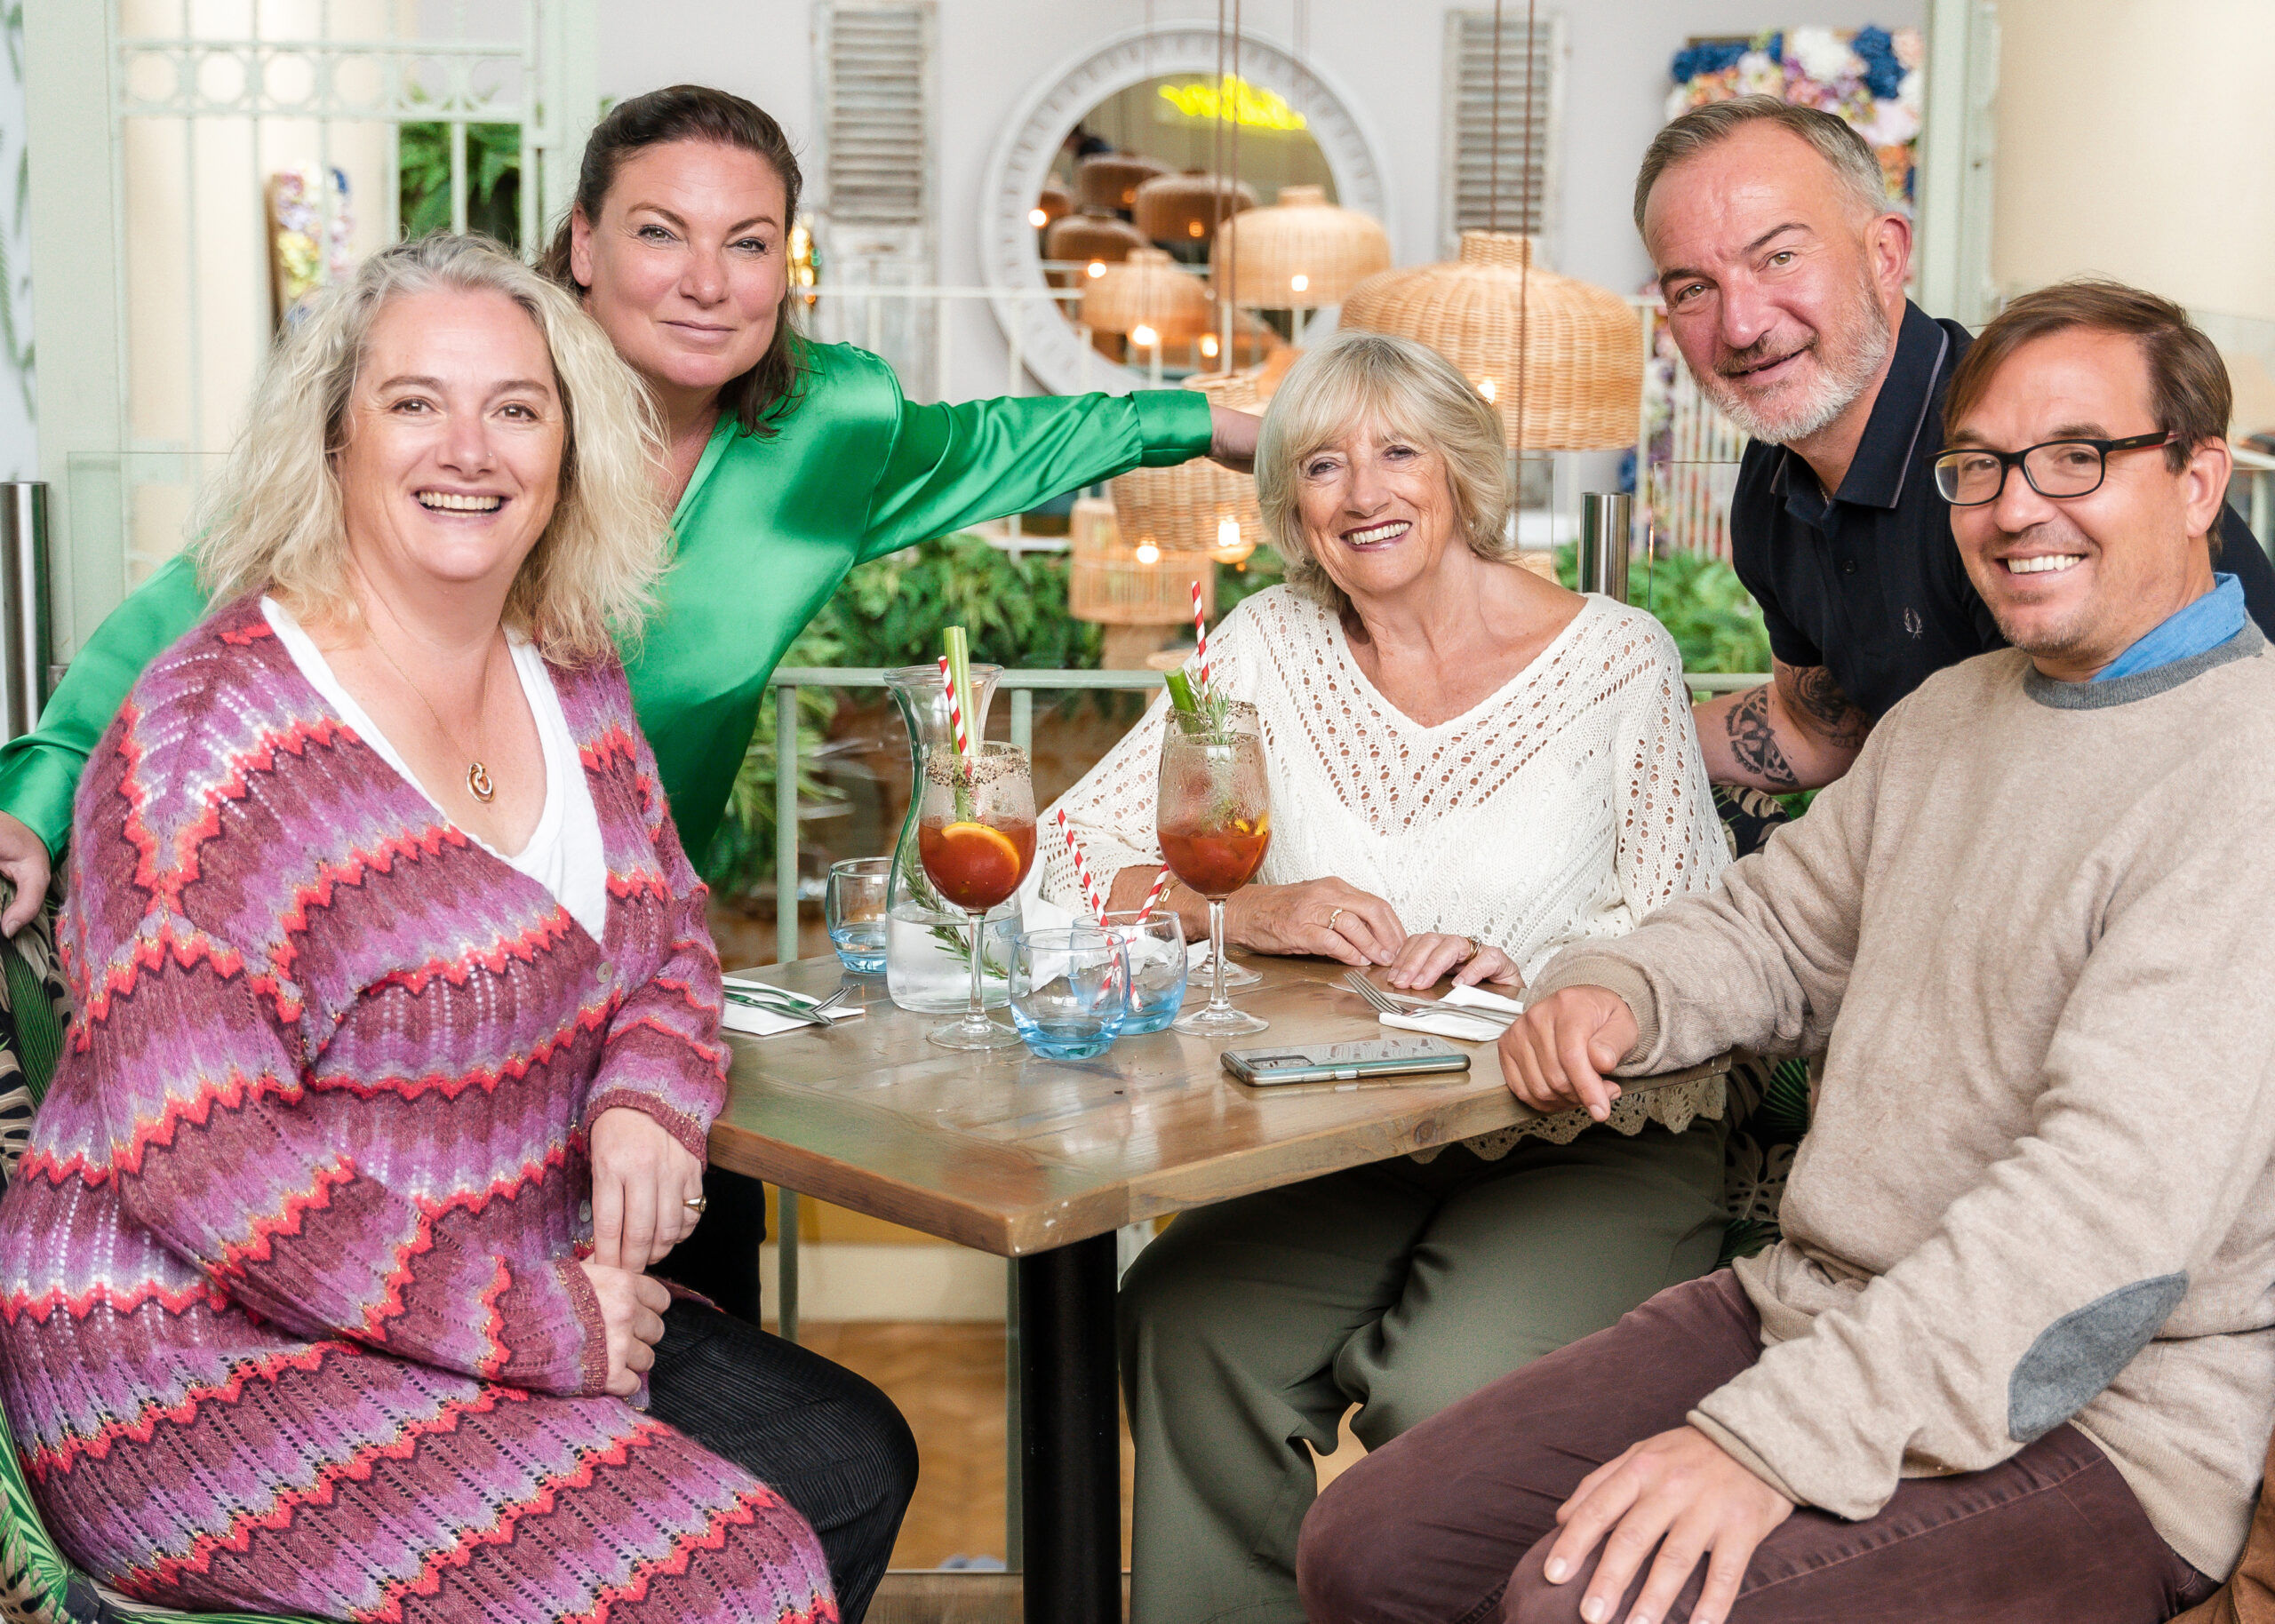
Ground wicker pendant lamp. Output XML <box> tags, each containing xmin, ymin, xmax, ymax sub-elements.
<box><xmin>1109</xmin><ymin>367</ymin><xmax>1281</xmax><ymax>568</ymax></box>
<box><xmin>1043</xmin><ymin>205</ymin><xmax>1147</xmax><ymax>289</ymax></box>
<box><xmin>1081</xmin><ymin>247</ymin><xmax>1215</xmax><ymax>347</ymax></box>
<box><xmin>1076</xmin><ymin>151</ymin><xmax>1172</xmax><ymax>214</ymax></box>
<box><xmin>1340</xmin><ymin>232</ymin><xmax>1641</xmax><ymax>449</ymax></box>
<box><xmin>1337</xmin><ymin>0</ymin><xmax>1638</xmax><ymax>450</ymax></box>
<box><xmin>1030</xmin><ymin>179</ymin><xmax>1074</xmax><ymax>230</ymax></box>
<box><xmin>1212</xmin><ymin>185</ymin><xmax>1392</xmax><ymax>308</ymax></box>
<box><xmin>1134</xmin><ymin>171</ymin><xmax>1257</xmax><ymax>249</ymax></box>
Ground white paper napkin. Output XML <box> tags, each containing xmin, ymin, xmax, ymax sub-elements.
<box><xmin>720</xmin><ymin>1001</ymin><xmax>819</xmax><ymax>1038</ymax></box>
<box><xmin>717</xmin><ymin>980</ymin><xmax>866</xmax><ymax>1038</ymax></box>
<box><xmin>1373</xmin><ymin>983</ymin><xmax>1525</xmax><ymax>1045</ymax></box>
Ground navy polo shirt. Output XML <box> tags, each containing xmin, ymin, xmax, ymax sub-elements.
<box><xmin>1728</xmin><ymin>299</ymin><xmax>2275</xmax><ymax>720</ymax></box>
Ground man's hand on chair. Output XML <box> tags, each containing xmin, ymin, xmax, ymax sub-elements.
<box><xmin>0</xmin><ymin>812</ymin><xmax>52</xmax><ymax>936</ymax></box>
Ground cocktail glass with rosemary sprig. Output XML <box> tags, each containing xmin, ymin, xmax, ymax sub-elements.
<box><xmin>1157</xmin><ymin>697</ymin><xmax>1272</xmax><ymax>1037</ymax></box>
<box><xmin>1160</xmin><ymin>671</ymin><xmax>1263</xmax><ymax>988</ymax></box>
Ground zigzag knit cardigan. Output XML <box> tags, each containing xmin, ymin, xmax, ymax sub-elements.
<box><xmin>0</xmin><ymin>597</ymin><xmax>833</xmax><ymax>1621</ymax></box>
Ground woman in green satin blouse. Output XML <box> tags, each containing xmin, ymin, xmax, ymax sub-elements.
<box><xmin>0</xmin><ymin>84</ymin><xmax>1251</xmax><ymax>889</ymax></box>
<box><xmin>0</xmin><ymin>86</ymin><xmax>1256</xmax><ymax>1324</ymax></box>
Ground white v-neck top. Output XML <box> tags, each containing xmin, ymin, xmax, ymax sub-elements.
<box><xmin>262</xmin><ymin>597</ymin><xmax>610</xmax><ymax>943</ymax></box>
<box><xmin>1041</xmin><ymin>584</ymin><xmax>1730</xmax><ymax>1155</ymax></box>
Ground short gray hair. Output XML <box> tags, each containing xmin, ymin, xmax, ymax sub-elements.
<box><xmin>1633</xmin><ymin>95</ymin><xmax>1890</xmax><ymax>237</ymax></box>
<box><xmin>1255</xmin><ymin>331</ymin><xmax>1512</xmax><ymax>615</ymax></box>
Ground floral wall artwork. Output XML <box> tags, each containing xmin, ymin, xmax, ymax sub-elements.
<box><xmin>1666</xmin><ymin>27</ymin><xmax>1926</xmax><ymax>205</ymax></box>
<box><xmin>265</xmin><ymin>166</ymin><xmax>354</xmax><ymax>328</ymax></box>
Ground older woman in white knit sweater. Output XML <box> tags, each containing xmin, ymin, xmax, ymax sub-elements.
<box><xmin>1041</xmin><ymin>332</ymin><xmax>1730</xmax><ymax>1624</ymax></box>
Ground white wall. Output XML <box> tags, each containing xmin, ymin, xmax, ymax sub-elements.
<box><xmin>1991</xmin><ymin>0</ymin><xmax>2275</xmax><ymax>411</ymax></box>
<box><xmin>1993</xmin><ymin>0</ymin><xmax>2272</xmax><ymax>323</ymax></box>
<box><xmin>591</xmin><ymin>0</ymin><xmax>1923</xmax><ymax>403</ymax></box>
<box><xmin>0</xmin><ymin>4</ymin><xmax>34</xmax><ymax>482</ymax></box>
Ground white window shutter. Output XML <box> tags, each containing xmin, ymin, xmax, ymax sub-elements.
<box><xmin>814</xmin><ymin>0</ymin><xmax>938</xmax><ymax>394</ymax></box>
<box><xmin>1441</xmin><ymin>9</ymin><xmax>1563</xmax><ymax>257</ymax></box>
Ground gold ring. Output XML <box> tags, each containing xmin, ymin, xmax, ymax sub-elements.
<box><xmin>1464</xmin><ymin>936</ymin><xmax>1482</xmax><ymax>960</ymax></box>
<box><xmin>682</xmin><ymin>1196</ymin><xmax>709</xmax><ymax>1214</ymax></box>
<box><xmin>1326</xmin><ymin>907</ymin><xmax>1346</xmax><ymax>933</ymax></box>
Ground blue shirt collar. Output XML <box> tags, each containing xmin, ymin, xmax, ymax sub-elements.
<box><xmin>2094</xmin><ymin>573</ymin><xmax>2247</xmax><ymax>682</ymax></box>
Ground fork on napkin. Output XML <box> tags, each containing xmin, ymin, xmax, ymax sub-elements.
<box><xmin>719</xmin><ymin>977</ymin><xmax>865</xmax><ymax>1038</ymax></box>
<box><xmin>1374</xmin><ymin>983</ymin><xmax>1523</xmax><ymax>1045</ymax></box>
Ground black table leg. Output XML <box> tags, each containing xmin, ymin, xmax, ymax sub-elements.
<box><xmin>1017</xmin><ymin>1232</ymin><xmax>1121</xmax><ymax>1624</ymax></box>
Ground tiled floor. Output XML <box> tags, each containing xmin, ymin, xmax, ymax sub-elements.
<box><xmin>797</xmin><ymin>1321</ymin><xmax>1365</xmax><ymax>1572</ymax></box>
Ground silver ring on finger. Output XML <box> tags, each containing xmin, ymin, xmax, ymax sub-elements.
<box><xmin>1326</xmin><ymin>907</ymin><xmax>1347</xmax><ymax>933</ymax></box>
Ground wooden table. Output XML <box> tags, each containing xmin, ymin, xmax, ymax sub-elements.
<box><xmin>710</xmin><ymin>951</ymin><xmax>1726</xmax><ymax>1624</ymax></box>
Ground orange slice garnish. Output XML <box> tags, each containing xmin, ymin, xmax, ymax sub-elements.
<box><xmin>932</xmin><ymin>821</ymin><xmax>1025</xmax><ymax>904</ymax></box>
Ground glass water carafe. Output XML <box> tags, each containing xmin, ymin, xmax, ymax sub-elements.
<box><xmin>882</xmin><ymin>662</ymin><xmax>1017</xmax><ymax>1013</ymax></box>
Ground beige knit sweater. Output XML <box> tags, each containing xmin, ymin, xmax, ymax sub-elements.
<box><xmin>1531</xmin><ymin>629</ymin><xmax>2275</xmax><ymax>1578</ymax></box>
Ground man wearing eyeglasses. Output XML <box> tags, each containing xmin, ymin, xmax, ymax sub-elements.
<box><xmin>1294</xmin><ymin>279</ymin><xmax>2271</xmax><ymax>1624</ymax></box>
<box><xmin>1632</xmin><ymin>96</ymin><xmax>2272</xmax><ymax>800</ymax></box>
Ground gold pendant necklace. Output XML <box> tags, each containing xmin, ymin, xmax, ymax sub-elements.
<box><xmin>370</xmin><ymin>625</ymin><xmax>499</xmax><ymax>805</ymax></box>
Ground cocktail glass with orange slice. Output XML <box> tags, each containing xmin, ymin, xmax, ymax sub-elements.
<box><xmin>1157</xmin><ymin>699</ymin><xmax>1272</xmax><ymax>1037</ymax></box>
<box><xmin>919</xmin><ymin>741</ymin><xmax>1038</xmax><ymax>1050</ymax></box>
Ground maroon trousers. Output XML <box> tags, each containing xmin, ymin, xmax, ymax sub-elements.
<box><xmin>1297</xmin><ymin>1271</ymin><xmax>2215</xmax><ymax>1624</ymax></box>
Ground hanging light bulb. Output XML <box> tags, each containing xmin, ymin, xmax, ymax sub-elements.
<box><xmin>1028</xmin><ymin>207</ymin><xmax>1050</xmax><ymax>228</ymax></box>
<box><xmin>1134</xmin><ymin>540</ymin><xmax>1162</xmax><ymax>565</ymax></box>
<box><xmin>1131</xmin><ymin>323</ymin><xmax>1159</xmax><ymax>349</ymax></box>
<box><xmin>1200</xmin><ymin>332</ymin><xmax>1220</xmax><ymax>359</ymax></box>
<box><xmin>1477</xmin><ymin>377</ymin><xmax>1498</xmax><ymax>403</ymax></box>
<box><xmin>1087</xmin><ymin>260</ymin><xmax>1107</xmax><ymax>279</ymax></box>
<box><xmin>1212</xmin><ymin>513</ymin><xmax>1256</xmax><ymax>565</ymax></box>
<box><xmin>1289</xmin><ymin>273</ymin><xmax>1309</xmax><ymax>294</ymax></box>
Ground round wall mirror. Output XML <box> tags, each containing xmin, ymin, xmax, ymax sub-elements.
<box><xmin>979</xmin><ymin>27</ymin><xmax>1393</xmax><ymax>396</ymax></box>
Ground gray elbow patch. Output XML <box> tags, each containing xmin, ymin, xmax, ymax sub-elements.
<box><xmin>2008</xmin><ymin>1274</ymin><xmax>2188</xmax><ymax>1444</ymax></box>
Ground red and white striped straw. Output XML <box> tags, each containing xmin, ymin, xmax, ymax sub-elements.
<box><xmin>1133</xmin><ymin>865</ymin><xmax>1175</xmax><ymax>922</ymax></box>
<box><xmin>936</xmin><ymin>654</ymin><xmax>970</xmax><ymax>757</ymax></box>
<box><xmin>1191</xmin><ymin>580</ymin><xmax>1211</xmax><ymax>694</ymax></box>
<box><xmin>1055</xmin><ymin>808</ymin><xmax>1107</xmax><ymax>924</ymax></box>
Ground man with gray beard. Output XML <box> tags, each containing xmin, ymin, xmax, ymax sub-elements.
<box><xmin>1635</xmin><ymin>97</ymin><xmax>2275</xmax><ymax>799</ymax></box>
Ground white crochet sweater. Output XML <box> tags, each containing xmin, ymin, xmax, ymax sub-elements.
<box><xmin>1041</xmin><ymin>585</ymin><xmax>1731</xmax><ymax>1153</ymax></box>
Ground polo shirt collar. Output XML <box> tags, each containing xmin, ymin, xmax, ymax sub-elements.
<box><xmin>1769</xmin><ymin>299</ymin><xmax>1952</xmax><ymax>514</ymax></box>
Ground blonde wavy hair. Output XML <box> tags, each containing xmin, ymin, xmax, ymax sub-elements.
<box><xmin>195</xmin><ymin>233</ymin><xmax>667</xmax><ymax>664</ymax></box>
<box><xmin>1255</xmin><ymin>331</ymin><xmax>1513</xmax><ymax>616</ymax></box>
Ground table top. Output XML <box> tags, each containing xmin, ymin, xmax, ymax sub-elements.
<box><xmin>707</xmin><ymin>952</ymin><xmax>1728</xmax><ymax>1258</ymax></box>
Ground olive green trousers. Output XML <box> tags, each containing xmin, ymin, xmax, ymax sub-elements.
<box><xmin>1118</xmin><ymin>1120</ymin><xmax>1729</xmax><ymax>1624</ymax></box>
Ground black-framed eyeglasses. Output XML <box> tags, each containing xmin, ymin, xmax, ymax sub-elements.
<box><xmin>1932</xmin><ymin>433</ymin><xmax>2173</xmax><ymax>506</ymax></box>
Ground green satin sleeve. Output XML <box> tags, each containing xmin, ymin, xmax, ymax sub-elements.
<box><xmin>0</xmin><ymin>552</ymin><xmax>212</xmax><ymax>858</ymax></box>
<box><xmin>856</xmin><ymin>379</ymin><xmax>1215</xmax><ymax>563</ymax></box>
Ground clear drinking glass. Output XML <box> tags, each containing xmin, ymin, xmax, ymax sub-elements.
<box><xmin>826</xmin><ymin>857</ymin><xmax>890</xmax><ymax>975</ymax></box>
<box><xmin>1156</xmin><ymin>701</ymin><xmax>1272</xmax><ymax>1037</ymax></box>
<box><xmin>1009</xmin><ymin>928</ymin><xmax>1130</xmax><ymax>1060</ymax></box>
<box><xmin>918</xmin><ymin>742</ymin><xmax>1038</xmax><ymax>1050</ymax></box>
<box><xmin>1101</xmin><ymin>908</ymin><xmax>1188</xmax><ymax>1035</ymax></box>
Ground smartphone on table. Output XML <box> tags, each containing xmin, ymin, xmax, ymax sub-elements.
<box><xmin>1223</xmin><ymin>1035</ymin><xmax>1471</xmax><ymax>1086</ymax></box>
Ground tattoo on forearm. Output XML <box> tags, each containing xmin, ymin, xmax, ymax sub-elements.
<box><xmin>1725</xmin><ymin>686</ymin><xmax>1801</xmax><ymax>789</ymax></box>
<box><xmin>1779</xmin><ymin>664</ymin><xmax>1872</xmax><ymax>752</ymax></box>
